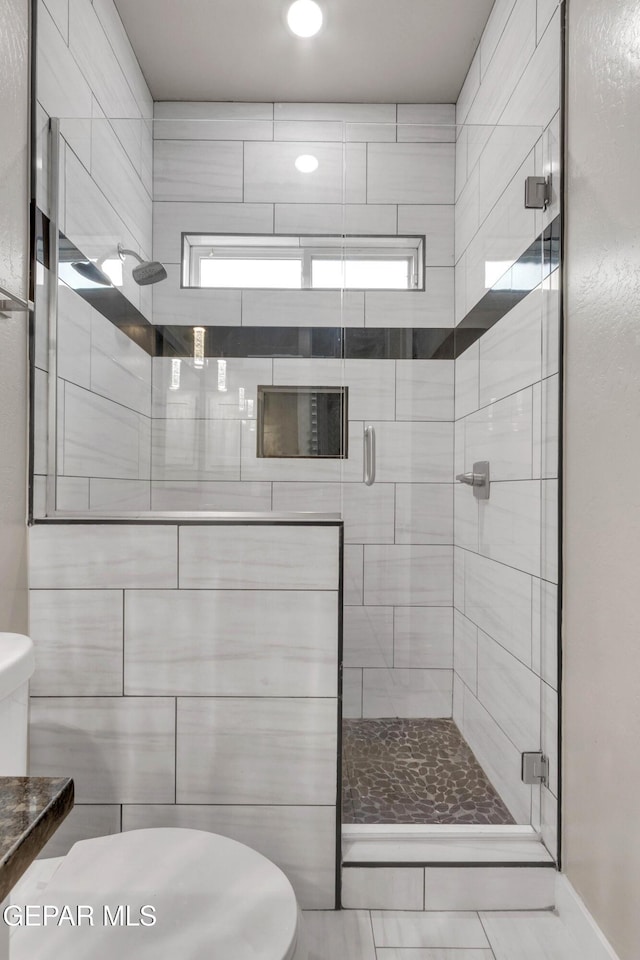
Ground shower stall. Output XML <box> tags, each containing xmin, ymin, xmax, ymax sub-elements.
<box><xmin>29</xmin><ymin>0</ymin><xmax>562</xmax><ymax>907</ymax></box>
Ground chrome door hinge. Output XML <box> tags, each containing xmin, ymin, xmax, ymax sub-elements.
<box><xmin>524</xmin><ymin>176</ymin><xmax>551</xmax><ymax>209</ymax></box>
<box><xmin>521</xmin><ymin>752</ymin><xmax>549</xmax><ymax>786</ymax></box>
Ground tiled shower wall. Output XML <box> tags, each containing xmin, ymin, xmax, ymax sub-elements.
<box><xmin>151</xmin><ymin>103</ymin><xmax>457</xmax><ymax>719</ymax></box>
<box><xmin>33</xmin><ymin>0</ymin><xmax>154</xmax><ymax>513</ymax></box>
<box><xmin>28</xmin><ymin>521</ymin><xmax>340</xmax><ymax>909</ymax></box>
<box><xmin>452</xmin><ymin>0</ymin><xmax>561</xmax><ymax>843</ymax></box>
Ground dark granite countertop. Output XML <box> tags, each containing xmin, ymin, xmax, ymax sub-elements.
<box><xmin>0</xmin><ymin>777</ymin><xmax>74</xmax><ymax>900</ymax></box>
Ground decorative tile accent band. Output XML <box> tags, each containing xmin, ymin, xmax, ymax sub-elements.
<box><xmin>34</xmin><ymin>208</ymin><xmax>559</xmax><ymax>362</ymax></box>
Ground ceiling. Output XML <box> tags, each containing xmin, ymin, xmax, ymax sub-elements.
<box><xmin>114</xmin><ymin>0</ymin><xmax>495</xmax><ymax>103</ymax></box>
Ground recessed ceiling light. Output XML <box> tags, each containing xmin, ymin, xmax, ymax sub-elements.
<box><xmin>287</xmin><ymin>0</ymin><xmax>323</xmax><ymax>38</ymax></box>
<box><xmin>295</xmin><ymin>154</ymin><xmax>319</xmax><ymax>173</ymax></box>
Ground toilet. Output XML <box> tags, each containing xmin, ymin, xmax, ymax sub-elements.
<box><xmin>1</xmin><ymin>634</ymin><xmax>307</xmax><ymax>960</ymax></box>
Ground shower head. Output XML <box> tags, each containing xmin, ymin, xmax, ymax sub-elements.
<box><xmin>71</xmin><ymin>260</ymin><xmax>112</xmax><ymax>286</ymax></box>
<box><xmin>118</xmin><ymin>244</ymin><xmax>168</xmax><ymax>286</ymax></box>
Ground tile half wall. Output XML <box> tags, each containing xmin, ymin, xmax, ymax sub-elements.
<box><xmin>29</xmin><ymin>520</ymin><xmax>341</xmax><ymax>909</ymax></box>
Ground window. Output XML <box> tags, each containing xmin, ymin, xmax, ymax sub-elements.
<box><xmin>183</xmin><ymin>234</ymin><xmax>424</xmax><ymax>291</ymax></box>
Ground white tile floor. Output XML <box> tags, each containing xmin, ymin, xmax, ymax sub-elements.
<box><xmin>302</xmin><ymin>909</ymin><xmax>583</xmax><ymax>959</ymax></box>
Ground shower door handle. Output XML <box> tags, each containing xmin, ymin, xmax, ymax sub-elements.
<box><xmin>363</xmin><ymin>425</ymin><xmax>376</xmax><ymax>486</ymax></box>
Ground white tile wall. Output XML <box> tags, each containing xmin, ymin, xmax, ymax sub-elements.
<box><xmin>343</xmin><ymin>606</ymin><xmax>394</xmax><ymax>669</ymax></box>
<box><xmin>479</xmin><ymin>0</ymin><xmax>518</xmax><ymax>79</ymax></box>
<box><xmin>124</xmin><ymin>589</ymin><xmax>337</xmax><ymax>696</ymax></box>
<box><xmin>29</xmin><ymin>524</ymin><xmax>177</xmax><ymax>589</ymax></box>
<box><xmin>90</xmin><ymin>311</ymin><xmax>151</xmax><ymax>416</ymax></box>
<box><xmin>393</xmin><ymin>607</ymin><xmax>453</xmax><ymax>669</ymax></box>
<box><xmin>395</xmin><ymin>360</ymin><xmax>454</xmax><ymax>421</ymax></box>
<box><xmin>153</xmin><ymin>264</ymin><xmax>242</xmax><ymax>325</ymax></box>
<box><xmin>478</xmin><ymin>290</ymin><xmax>542</xmax><ymax>408</ymax></box>
<box><xmin>154</xmin><ymin>139</ymin><xmax>243</xmax><ymax>201</ymax></box>
<box><xmin>366</xmin><ymin>143</ymin><xmax>455</xmax><ymax>204</ymax></box>
<box><xmin>153</xmin><ymin>201</ymin><xmax>274</xmax><ymax>263</ymax></box>
<box><xmin>274</xmin><ymin>102</ymin><xmax>396</xmax><ymax>143</ymax></box>
<box><xmin>272</xmin><ymin>358</ymin><xmax>395</xmax><ymax>421</ymax></box>
<box><xmin>394</xmin><ymin>483</ymin><xmax>453</xmax><ymax>545</ymax></box>
<box><xmin>501</xmin><ymin>10</ymin><xmax>561</xmax><ymax>130</ymax></box>
<box><xmin>344</xmin><ymin>544</ymin><xmax>364</xmax><ymax>606</ymax></box>
<box><xmin>423</xmin><ymin>866</ymin><xmax>555</xmax><ymax>911</ymax></box>
<box><xmin>366</xmin><ymin>422</ymin><xmax>453</xmax><ymax>483</ymax></box>
<box><xmin>466</xmin><ymin>0</ymin><xmax>536</xmax><ymax>129</ymax></box>
<box><xmin>90</xmin><ymin>117</ymin><xmax>151</xmax><ymax>250</ymax></box>
<box><xmin>453</xmin><ymin>609</ymin><xmax>478</xmax><ymax>694</ymax></box>
<box><xmin>476</xmin><ymin>630</ymin><xmax>541</xmax><ymax>752</ymax></box>
<box><xmin>38</xmin><ymin>805</ymin><xmax>121</xmax><ymax>859</ymax></box>
<box><xmin>462</xmin><ymin>549</ymin><xmax>532</xmax><ymax>666</ymax></box>
<box><xmin>396</xmin><ymin>104</ymin><xmax>456</xmax><ymax>143</ymax></box>
<box><xmin>364</xmin><ymin>545</ymin><xmax>453</xmax><ymax>606</ymax></box>
<box><xmin>362</xmin><ymin>669</ymin><xmax>453</xmax><ymax>719</ymax></box>
<box><xmin>455</xmin><ymin>343</ymin><xmax>480</xmax><ymax>419</ymax></box>
<box><xmin>29</xmin><ymin>522</ymin><xmax>340</xmax><ymax>907</ymax></box>
<box><xmin>178</xmin><ymin>524</ymin><xmax>339</xmax><ymax>589</ymax></box>
<box><xmin>64</xmin><ymin>150</ymin><xmax>149</xmax><ymax>316</ymax></box>
<box><xmin>57</xmin><ymin>281</ymin><xmax>92</xmax><ymax>389</ymax></box>
<box><xmin>458</xmin><ymin>684</ymin><xmax>532</xmax><ymax>823</ymax></box>
<box><xmin>89</xmin><ymin>479</ymin><xmax>151</xmax><ymax>511</ymax></box>
<box><xmin>154</xmin><ymin>101</ymin><xmax>273</xmax><ymax>141</ymax></box>
<box><xmin>242</xmin><ymin>288</ymin><xmax>364</xmax><ymax>327</ymax></box>
<box><xmin>151</xmin><ymin>417</ymin><xmax>241</xmax><ymax>481</ymax></box>
<box><xmin>37</xmin><ymin>6</ymin><xmax>92</xmax><ymax>165</ymax></box>
<box><xmin>397</xmin><ymin>205</ymin><xmax>454</xmax><ymax>267</ymax></box>
<box><xmin>463</xmin><ymin>388</ymin><xmax>534</xmax><ymax>480</ymax></box>
<box><xmin>121</xmin><ymin>803</ymin><xmax>336</xmax><ymax>909</ymax></box>
<box><xmin>478</xmin><ymin>479</ymin><xmax>541</xmax><ymax>576</ymax></box>
<box><xmin>144</xmin><ymin>101</ymin><xmax>459</xmax><ymax>728</ymax></box>
<box><xmin>275</xmin><ymin>203</ymin><xmax>396</xmax><ymax>236</ymax></box>
<box><xmin>152</xmin><ymin>356</ymin><xmax>272</xmax><ymax>420</ymax></box>
<box><xmin>68</xmin><ymin>0</ymin><xmax>147</xmax><ymax>121</ymax></box>
<box><xmin>343</xmin><ymin>667</ymin><xmax>364</xmax><ymax>718</ymax></box>
<box><xmin>531</xmin><ymin>577</ymin><xmax>558</xmax><ymax>690</ymax></box>
<box><xmin>454</xmin><ymin>482</ymin><xmax>479</xmax><ymax>552</ymax></box>
<box><xmin>341</xmin><ymin>868</ymin><xmax>424</xmax><ymax>910</ymax></box>
<box><xmin>176</xmin><ymin>697</ymin><xmax>337</xmax><ymax>804</ymax></box>
<box><xmin>62</xmin><ymin>382</ymin><xmax>150</xmax><ymax>480</ymax></box>
<box><xmin>244</xmin><ymin>141</ymin><xmax>366</xmax><ymax>204</ymax></box>
<box><xmin>454</xmin><ymin>0</ymin><xmax>560</xmax><ymax>826</ymax></box>
<box><xmin>30</xmin><ymin>590</ymin><xmax>123</xmax><ymax>695</ymax></box>
<box><xmin>29</xmin><ymin>696</ymin><xmax>175</xmax><ymax>803</ymax></box>
<box><xmin>150</xmin><ymin>480</ymin><xmax>272</xmax><ymax>512</ymax></box>
<box><xmin>271</xmin><ymin>481</ymin><xmax>395</xmax><ymax>545</ymax></box>
<box><xmin>365</xmin><ymin>273</ymin><xmax>454</xmax><ymax>328</ymax></box>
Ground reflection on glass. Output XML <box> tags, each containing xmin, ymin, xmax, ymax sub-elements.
<box><xmin>257</xmin><ymin>386</ymin><xmax>347</xmax><ymax>458</ymax></box>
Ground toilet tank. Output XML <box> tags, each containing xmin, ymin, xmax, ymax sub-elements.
<box><xmin>0</xmin><ymin>634</ymin><xmax>35</xmax><ymax>775</ymax></box>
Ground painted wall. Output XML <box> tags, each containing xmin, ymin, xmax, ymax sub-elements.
<box><xmin>564</xmin><ymin>1</ymin><xmax>640</xmax><ymax>957</ymax></box>
<box><xmin>33</xmin><ymin>0</ymin><xmax>153</xmax><ymax>513</ymax></box>
<box><xmin>453</xmin><ymin>0</ymin><xmax>561</xmax><ymax>831</ymax></box>
<box><xmin>0</xmin><ymin>0</ymin><xmax>29</xmax><ymax>632</ymax></box>
<box><xmin>28</xmin><ymin>521</ymin><xmax>340</xmax><ymax>909</ymax></box>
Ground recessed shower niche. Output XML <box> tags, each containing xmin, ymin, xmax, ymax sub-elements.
<box><xmin>257</xmin><ymin>386</ymin><xmax>348</xmax><ymax>459</ymax></box>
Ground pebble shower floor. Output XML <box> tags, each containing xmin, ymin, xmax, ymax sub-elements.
<box><xmin>342</xmin><ymin>718</ymin><xmax>514</xmax><ymax>825</ymax></box>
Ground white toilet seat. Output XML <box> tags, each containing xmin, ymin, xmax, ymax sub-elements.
<box><xmin>11</xmin><ymin>828</ymin><xmax>304</xmax><ymax>960</ymax></box>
